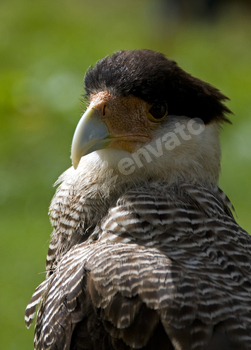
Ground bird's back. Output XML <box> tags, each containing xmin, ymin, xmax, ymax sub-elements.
<box><xmin>25</xmin><ymin>183</ymin><xmax>251</xmax><ymax>350</ymax></box>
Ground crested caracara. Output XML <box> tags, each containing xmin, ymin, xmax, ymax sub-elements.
<box><xmin>25</xmin><ymin>49</ymin><xmax>251</xmax><ymax>350</ymax></box>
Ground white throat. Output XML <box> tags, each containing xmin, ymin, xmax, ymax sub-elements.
<box><xmin>60</xmin><ymin>118</ymin><xmax>221</xmax><ymax>197</ymax></box>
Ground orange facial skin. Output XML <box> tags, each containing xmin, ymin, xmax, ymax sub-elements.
<box><xmin>89</xmin><ymin>91</ymin><xmax>167</xmax><ymax>153</ymax></box>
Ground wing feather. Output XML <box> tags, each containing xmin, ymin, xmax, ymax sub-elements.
<box><xmin>27</xmin><ymin>184</ymin><xmax>251</xmax><ymax>349</ymax></box>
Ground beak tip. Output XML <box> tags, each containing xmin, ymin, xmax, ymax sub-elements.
<box><xmin>71</xmin><ymin>148</ymin><xmax>80</xmax><ymax>169</ymax></box>
<box><xmin>71</xmin><ymin>155</ymin><xmax>80</xmax><ymax>170</ymax></box>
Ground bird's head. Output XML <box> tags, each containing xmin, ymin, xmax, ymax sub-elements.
<box><xmin>71</xmin><ymin>50</ymin><xmax>231</xmax><ymax>188</ymax></box>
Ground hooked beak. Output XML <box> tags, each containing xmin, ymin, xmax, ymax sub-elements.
<box><xmin>71</xmin><ymin>107</ymin><xmax>112</xmax><ymax>169</ymax></box>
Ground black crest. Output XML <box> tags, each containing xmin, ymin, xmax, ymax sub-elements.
<box><xmin>84</xmin><ymin>49</ymin><xmax>231</xmax><ymax>124</ymax></box>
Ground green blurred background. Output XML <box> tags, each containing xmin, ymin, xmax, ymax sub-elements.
<box><xmin>1</xmin><ymin>0</ymin><xmax>251</xmax><ymax>348</ymax></box>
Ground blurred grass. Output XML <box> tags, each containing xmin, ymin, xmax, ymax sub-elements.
<box><xmin>0</xmin><ymin>0</ymin><xmax>251</xmax><ymax>348</ymax></box>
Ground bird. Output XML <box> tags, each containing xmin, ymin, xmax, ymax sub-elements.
<box><xmin>25</xmin><ymin>49</ymin><xmax>251</xmax><ymax>350</ymax></box>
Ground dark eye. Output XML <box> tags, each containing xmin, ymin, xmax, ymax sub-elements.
<box><xmin>149</xmin><ymin>102</ymin><xmax>168</xmax><ymax>120</ymax></box>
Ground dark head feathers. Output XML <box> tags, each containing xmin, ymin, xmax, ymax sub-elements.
<box><xmin>84</xmin><ymin>49</ymin><xmax>232</xmax><ymax>124</ymax></box>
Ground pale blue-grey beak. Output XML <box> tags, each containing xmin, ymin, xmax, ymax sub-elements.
<box><xmin>71</xmin><ymin>107</ymin><xmax>111</xmax><ymax>169</ymax></box>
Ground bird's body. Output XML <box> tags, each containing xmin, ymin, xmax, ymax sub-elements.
<box><xmin>25</xmin><ymin>50</ymin><xmax>251</xmax><ymax>350</ymax></box>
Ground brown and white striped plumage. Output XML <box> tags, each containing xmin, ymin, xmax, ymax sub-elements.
<box><xmin>25</xmin><ymin>50</ymin><xmax>251</xmax><ymax>350</ymax></box>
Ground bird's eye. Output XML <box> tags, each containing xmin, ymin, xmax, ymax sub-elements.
<box><xmin>149</xmin><ymin>102</ymin><xmax>168</xmax><ymax>120</ymax></box>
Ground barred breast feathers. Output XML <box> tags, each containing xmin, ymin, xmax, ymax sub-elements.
<box><xmin>25</xmin><ymin>181</ymin><xmax>251</xmax><ymax>349</ymax></box>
